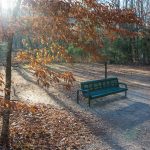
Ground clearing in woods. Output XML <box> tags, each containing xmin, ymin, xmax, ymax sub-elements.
<box><xmin>0</xmin><ymin>63</ymin><xmax>150</xmax><ymax>149</ymax></box>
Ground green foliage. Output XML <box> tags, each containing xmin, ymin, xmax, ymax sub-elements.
<box><xmin>67</xmin><ymin>44</ymin><xmax>86</xmax><ymax>62</ymax></box>
<box><xmin>101</xmin><ymin>38</ymin><xmax>128</xmax><ymax>64</ymax></box>
<box><xmin>101</xmin><ymin>34</ymin><xmax>150</xmax><ymax>65</ymax></box>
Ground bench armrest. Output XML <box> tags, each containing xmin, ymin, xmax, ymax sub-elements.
<box><xmin>77</xmin><ymin>89</ymin><xmax>89</xmax><ymax>104</ymax></box>
<box><xmin>119</xmin><ymin>82</ymin><xmax>127</xmax><ymax>88</ymax></box>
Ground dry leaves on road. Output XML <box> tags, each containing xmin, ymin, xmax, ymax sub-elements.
<box><xmin>9</xmin><ymin>105</ymin><xmax>93</xmax><ymax>150</ymax></box>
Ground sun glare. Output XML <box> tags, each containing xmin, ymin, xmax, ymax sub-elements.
<box><xmin>1</xmin><ymin>0</ymin><xmax>10</xmax><ymax>9</ymax></box>
<box><xmin>0</xmin><ymin>0</ymin><xmax>16</xmax><ymax>11</ymax></box>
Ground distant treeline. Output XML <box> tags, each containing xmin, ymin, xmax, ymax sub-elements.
<box><xmin>0</xmin><ymin>29</ymin><xmax>150</xmax><ymax>65</ymax></box>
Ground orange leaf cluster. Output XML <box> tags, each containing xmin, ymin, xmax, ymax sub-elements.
<box><xmin>16</xmin><ymin>42</ymin><xmax>75</xmax><ymax>89</ymax></box>
<box><xmin>0</xmin><ymin>73</ymin><xmax>38</xmax><ymax>112</ymax></box>
<box><xmin>0</xmin><ymin>96</ymin><xmax>38</xmax><ymax>114</ymax></box>
<box><xmin>34</xmin><ymin>67</ymin><xmax>75</xmax><ymax>89</ymax></box>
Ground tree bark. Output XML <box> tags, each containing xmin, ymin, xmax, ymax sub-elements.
<box><xmin>0</xmin><ymin>0</ymin><xmax>22</xmax><ymax>148</ymax></box>
<box><xmin>1</xmin><ymin>36</ymin><xmax>13</xmax><ymax>149</ymax></box>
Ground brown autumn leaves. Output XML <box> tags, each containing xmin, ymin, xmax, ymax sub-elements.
<box><xmin>0</xmin><ymin>0</ymin><xmax>142</xmax><ymax>120</ymax></box>
<box><xmin>15</xmin><ymin>0</ymin><xmax>141</xmax><ymax>89</ymax></box>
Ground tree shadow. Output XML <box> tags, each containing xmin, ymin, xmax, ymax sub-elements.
<box><xmin>54</xmin><ymin>64</ymin><xmax>150</xmax><ymax>90</ymax></box>
<box><xmin>94</xmin><ymin>101</ymin><xmax>150</xmax><ymax>130</ymax></box>
<box><xmin>14</xmin><ymin>67</ymin><xmax>130</xmax><ymax>150</ymax></box>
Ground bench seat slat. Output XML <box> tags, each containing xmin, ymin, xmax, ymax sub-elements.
<box><xmin>88</xmin><ymin>87</ymin><xmax>127</xmax><ymax>99</ymax></box>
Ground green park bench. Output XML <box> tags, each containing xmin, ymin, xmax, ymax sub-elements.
<box><xmin>77</xmin><ymin>77</ymin><xmax>128</xmax><ymax>107</ymax></box>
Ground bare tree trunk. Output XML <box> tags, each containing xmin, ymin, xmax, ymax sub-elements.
<box><xmin>0</xmin><ymin>0</ymin><xmax>22</xmax><ymax>148</ymax></box>
<box><xmin>1</xmin><ymin>35</ymin><xmax>13</xmax><ymax>149</ymax></box>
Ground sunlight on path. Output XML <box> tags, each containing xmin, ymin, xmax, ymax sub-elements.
<box><xmin>12</xmin><ymin>68</ymin><xmax>60</xmax><ymax>107</ymax></box>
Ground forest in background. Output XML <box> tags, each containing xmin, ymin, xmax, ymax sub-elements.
<box><xmin>66</xmin><ymin>0</ymin><xmax>150</xmax><ymax>64</ymax></box>
<box><xmin>0</xmin><ymin>0</ymin><xmax>150</xmax><ymax>65</ymax></box>
<box><xmin>102</xmin><ymin>0</ymin><xmax>150</xmax><ymax>65</ymax></box>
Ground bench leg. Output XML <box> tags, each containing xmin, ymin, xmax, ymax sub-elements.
<box><xmin>125</xmin><ymin>91</ymin><xmax>127</xmax><ymax>97</ymax></box>
<box><xmin>77</xmin><ymin>90</ymin><xmax>79</xmax><ymax>104</ymax></box>
<box><xmin>88</xmin><ymin>98</ymin><xmax>91</xmax><ymax>107</ymax></box>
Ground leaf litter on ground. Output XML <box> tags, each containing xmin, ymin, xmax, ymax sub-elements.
<box><xmin>9</xmin><ymin>105</ymin><xmax>94</xmax><ymax>150</ymax></box>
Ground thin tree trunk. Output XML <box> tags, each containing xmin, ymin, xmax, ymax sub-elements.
<box><xmin>0</xmin><ymin>0</ymin><xmax>22</xmax><ymax>148</ymax></box>
<box><xmin>1</xmin><ymin>35</ymin><xmax>13</xmax><ymax>149</ymax></box>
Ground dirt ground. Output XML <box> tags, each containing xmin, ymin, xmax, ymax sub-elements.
<box><xmin>0</xmin><ymin>63</ymin><xmax>150</xmax><ymax>150</ymax></box>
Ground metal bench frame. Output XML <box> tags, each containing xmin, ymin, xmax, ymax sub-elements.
<box><xmin>77</xmin><ymin>78</ymin><xmax>128</xmax><ymax>107</ymax></box>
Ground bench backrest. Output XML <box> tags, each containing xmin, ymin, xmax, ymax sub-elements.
<box><xmin>81</xmin><ymin>78</ymin><xmax>119</xmax><ymax>91</ymax></box>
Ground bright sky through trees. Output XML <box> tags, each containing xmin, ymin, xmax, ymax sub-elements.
<box><xmin>0</xmin><ymin>0</ymin><xmax>17</xmax><ymax>15</ymax></box>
